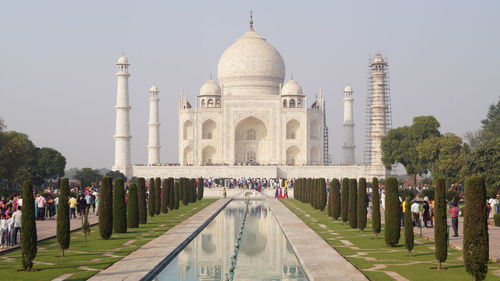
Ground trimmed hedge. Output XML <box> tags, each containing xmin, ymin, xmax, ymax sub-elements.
<box><xmin>154</xmin><ymin>177</ymin><xmax>161</xmax><ymax>215</ymax></box>
<box><xmin>464</xmin><ymin>176</ymin><xmax>488</xmax><ymax>280</ymax></box>
<box><xmin>161</xmin><ymin>178</ymin><xmax>169</xmax><ymax>214</ymax></box>
<box><xmin>148</xmin><ymin>178</ymin><xmax>155</xmax><ymax>217</ymax></box>
<box><xmin>137</xmin><ymin>178</ymin><xmax>147</xmax><ymax>224</ymax></box>
<box><xmin>348</xmin><ymin>179</ymin><xmax>358</xmax><ymax>229</ymax></box>
<box><xmin>99</xmin><ymin>176</ymin><xmax>113</xmax><ymax>240</ymax></box>
<box><xmin>127</xmin><ymin>183</ymin><xmax>139</xmax><ymax>228</ymax></box>
<box><xmin>21</xmin><ymin>180</ymin><xmax>37</xmax><ymax>271</ymax></box>
<box><xmin>404</xmin><ymin>197</ymin><xmax>414</xmax><ymax>256</ymax></box>
<box><xmin>434</xmin><ymin>178</ymin><xmax>447</xmax><ymax>269</ymax></box>
<box><xmin>197</xmin><ymin>177</ymin><xmax>204</xmax><ymax>201</ymax></box>
<box><xmin>56</xmin><ymin>178</ymin><xmax>70</xmax><ymax>257</ymax></box>
<box><xmin>331</xmin><ymin>178</ymin><xmax>341</xmax><ymax>220</ymax></box>
<box><xmin>384</xmin><ymin>177</ymin><xmax>400</xmax><ymax>247</ymax></box>
<box><xmin>358</xmin><ymin>178</ymin><xmax>367</xmax><ymax>231</ymax></box>
<box><xmin>319</xmin><ymin>178</ymin><xmax>327</xmax><ymax>211</ymax></box>
<box><xmin>371</xmin><ymin>177</ymin><xmax>381</xmax><ymax>238</ymax></box>
<box><xmin>113</xmin><ymin>178</ymin><xmax>127</xmax><ymax>233</ymax></box>
<box><xmin>174</xmin><ymin>181</ymin><xmax>180</xmax><ymax>209</ymax></box>
<box><xmin>341</xmin><ymin>178</ymin><xmax>349</xmax><ymax>223</ymax></box>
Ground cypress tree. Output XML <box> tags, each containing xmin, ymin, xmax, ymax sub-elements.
<box><xmin>179</xmin><ymin>178</ymin><xmax>185</xmax><ymax>205</ymax></box>
<box><xmin>168</xmin><ymin>178</ymin><xmax>175</xmax><ymax>210</ymax></box>
<box><xmin>137</xmin><ymin>178</ymin><xmax>147</xmax><ymax>224</ymax></box>
<box><xmin>174</xmin><ymin>181</ymin><xmax>180</xmax><ymax>209</ymax></box>
<box><xmin>154</xmin><ymin>177</ymin><xmax>161</xmax><ymax>215</ymax></box>
<box><xmin>371</xmin><ymin>177</ymin><xmax>381</xmax><ymax>238</ymax></box>
<box><xmin>56</xmin><ymin>178</ymin><xmax>70</xmax><ymax>257</ymax></box>
<box><xmin>331</xmin><ymin>178</ymin><xmax>341</xmax><ymax>220</ymax></box>
<box><xmin>113</xmin><ymin>178</ymin><xmax>127</xmax><ymax>233</ymax></box>
<box><xmin>434</xmin><ymin>177</ymin><xmax>447</xmax><ymax>269</ymax></box>
<box><xmin>148</xmin><ymin>178</ymin><xmax>155</xmax><ymax>217</ymax></box>
<box><xmin>384</xmin><ymin>177</ymin><xmax>400</xmax><ymax>247</ymax></box>
<box><xmin>99</xmin><ymin>176</ymin><xmax>113</xmax><ymax>240</ymax></box>
<box><xmin>161</xmin><ymin>178</ymin><xmax>169</xmax><ymax>213</ymax></box>
<box><xmin>182</xmin><ymin>178</ymin><xmax>189</xmax><ymax>206</ymax></box>
<box><xmin>305</xmin><ymin>178</ymin><xmax>311</xmax><ymax>204</ymax></box>
<box><xmin>348</xmin><ymin>179</ymin><xmax>358</xmax><ymax>229</ymax></box>
<box><xmin>127</xmin><ymin>183</ymin><xmax>139</xmax><ymax>228</ymax></box>
<box><xmin>295</xmin><ymin>178</ymin><xmax>302</xmax><ymax>201</ymax></box>
<box><xmin>404</xmin><ymin>197</ymin><xmax>414</xmax><ymax>256</ymax></box>
<box><xmin>341</xmin><ymin>178</ymin><xmax>349</xmax><ymax>223</ymax></box>
<box><xmin>82</xmin><ymin>207</ymin><xmax>90</xmax><ymax>247</ymax></box>
<box><xmin>197</xmin><ymin>177</ymin><xmax>204</xmax><ymax>201</ymax></box>
<box><xmin>190</xmin><ymin>178</ymin><xmax>197</xmax><ymax>203</ymax></box>
<box><xmin>464</xmin><ymin>176</ymin><xmax>488</xmax><ymax>281</ymax></box>
<box><xmin>358</xmin><ymin>178</ymin><xmax>367</xmax><ymax>231</ymax></box>
<box><xmin>21</xmin><ymin>180</ymin><xmax>37</xmax><ymax>271</ymax></box>
<box><xmin>319</xmin><ymin>178</ymin><xmax>327</xmax><ymax>211</ymax></box>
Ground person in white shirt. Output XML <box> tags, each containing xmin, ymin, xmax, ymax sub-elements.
<box><xmin>488</xmin><ymin>195</ymin><xmax>499</xmax><ymax>218</ymax></box>
<box><xmin>0</xmin><ymin>214</ymin><xmax>8</xmax><ymax>248</ymax></box>
<box><xmin>411</xmin><ymin>201</ymin><xmax>422</xmax><ymax>227</ymax></box>
<box><xmin>11</xmin><ymin>207</ymin><xmax>22</xmax><ymax>245</ymax></box>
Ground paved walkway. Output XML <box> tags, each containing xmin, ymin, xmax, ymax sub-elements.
<box><xmin>88</xmin><ymin>199</ymin><xmax>230</xmax><ymax>281</ymax></box>
<box><xmin>0</xmin><ymin>213</ymin><xmax>99</xmax><ymax>254</ymax></box>
<box><xmin>268</xmin><ymin>198</ymin><xmax>368</xmax><ymax>281</ymax></box>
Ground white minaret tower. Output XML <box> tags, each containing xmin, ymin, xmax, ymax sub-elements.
<box><xmin>112</xmin><ymin>55</ymin><xmax>132</xmax><ymax>177</ymax></box>
<box><xmin>366</xmin><ymin>54</ymin><xmax>391</xmax><ymax>172</ymax></box>
<box><xmin>342</xmin><ymin>85</ymin><xmax>355</xmax><ymax>165</ymax></box>
<box><xmin>147</xmin><ymin>84</ymin><xmax>161</xmax><ymax>165</ymax></box>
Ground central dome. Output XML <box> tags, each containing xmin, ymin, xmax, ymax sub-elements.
<box><xmin>217</xmin><ymin>28</ymin><xmax>285</xmax><ymax>95</ymax></box>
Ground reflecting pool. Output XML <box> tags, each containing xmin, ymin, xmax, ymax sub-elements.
<box><xmin>154</xmin><ymin>200</ymin><xmax>308</xmax><ymax>281</ymax></box>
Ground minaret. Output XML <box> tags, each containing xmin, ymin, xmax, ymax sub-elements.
<box><xmin>342</xmin><ymin>85</ymin><xmax>355</xmax><ymax>165</ymax></box>
<box><xmin>365</xmin><ymin>54</ymin><xmax>391</xmax><ymax>170</ymax></box>
<box><xmin>112</xmin><ymin>55</ymin><xmax>132</xmax><ymax>177</ymax></box>
<box><xmin>147</xmin><ymin>84</ymin><xmax>161</xmax><ymax>165</ymax></box>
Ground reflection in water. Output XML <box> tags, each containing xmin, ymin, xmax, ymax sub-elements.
<box><xmin>154</xmin><ymin>200</ymin><xmax>308</xmax><ymax>281</ymax></box>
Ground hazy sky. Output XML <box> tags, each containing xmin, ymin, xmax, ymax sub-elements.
<box><xmin>1</xmin><ymin>1</ymin><xmax>499</xmax><ymax>169</ymax></box>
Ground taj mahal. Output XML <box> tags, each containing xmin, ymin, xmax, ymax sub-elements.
<box><xmin>112</xmin><ymin>16</ymin><xmax>391</xmax><ymax>180</ymax></box>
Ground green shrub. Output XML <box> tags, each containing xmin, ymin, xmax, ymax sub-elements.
<box><xmin>348</xmin><ymin>179</ymin><xmax>358</xmax><ymax>229</ymax></box>
<box><xmin>161</xmin><ymin>178</ymin><xmax>169</xmax><ymax>214</ymax></box>
<box><xmin>404</xmin><ymin>197</ymin><xmax>414</xmax><ymax>256</ymax></box>
<box><xmin>331</xmin><ymin>179</ymin><xmax>341</xmax><ymax>220</ymax></box>
<box><xmin>174</xmin><ymin>181</ymin><xmax>180</xmax><ymax>209</ymax></box>
<box><xmin>137</xmin><ymin>178</ymin><xmax>147</xmax><ymax>224</ymax></box>
<box><xmin>327</xmin><ymin>181</ymin><xmax>333</xmax><ymax>217</ymax></box>
<box><xmin>113</xmin><ymin>178</ymin><xmax>127</xmax><ymax>233</ymax></box>
<box><xmin>371</xmin><ymin>177</ymin><xmax>381</xmax><ymax>238</ymax></box>
<box><xmin>56</xmin><ymin>178</ymin><xmax>70</xmax><ymax>257</ymax></box>
<box><xmin>182</xmin><ymin>178</ymin><xmax>189</xmax><ymax>206</ymax></box>
<box><xmin>197</xmin><ymin>177</ymin><xmax>204</xmax><ymax>201</ymax></box>
<box><xmin>341</xmin><ymin>178</ymin><xmax>349</xmax><ymax>223</ymax></box>
<box><xmin>148</xmin><ymin>178</ymin><xmax>155</xmax><ymax>217</ymax></box>
<box><xmin>384</xmin><ymin>177</ymin><xmax>400</xmax><ymax>247</ymax></box>
<box><xmin>464</xmin><ymin>176</ymin><xmax>488</xmax><ymax>280</ymax></box>
<box><xmin>319</xmin><ymin>178</ymin><xmax>327</xmax><ymax>211</ymax></box>
<box><xmin>399</xmin><ymin>188</ymin><xmax>416</xmax><ymax>201</ymax></box>
<box><xmin>21</xmin><ymin>180</ymin><xmax>37</xmax><ymax>271</ymax></box>
<box><xmin>357</xmin><ymin>178</ymin><xmax>367</xmax><ymax>231</ymax></box>
<box><xmin>168</xmin><ymin>178</ymin><xmax>175</xmax><ymax>210</ymax></box>
<box><xmin>99</xmin><ymin>176</ymin><xmax>113</xmax><ymax>240</ymax></box>
<box><xmin>154</xmin><ymin>177</ymin><xmax>161</xmax><ymax>215</ymax></box>
<box><xmin>127</xmin><ymin>183</ymin><xmax>139</xmax><ymax>228</ymax></box>
<box><xmin>434</xmin><ymin>178</ymin><xmax>448</xmax><ymax>269</ymax></box>
<box><xmin>190</xmin><ymin>178</ymin><xmax>197</xmax><ymax>203</ymax></box>
<box><xmin>419</xmin><ymin>187</ymin><xmax>435</xmax><ymax>201</ymax></box>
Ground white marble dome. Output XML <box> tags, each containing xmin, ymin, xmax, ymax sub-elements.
<box><xmin>217</xmin><ymin>29</ymin><xmax>285</xmax><ymax>94</ymax></box>
<box><xmin>373</xmin><ymin>55</ymin><xmax>385</xmax><ymax>64</ymax></box>
<box><xmin>199</xmin><ymin>80</ymin><xmax>221</xmax><ymax>96</ymax></box>
<box><xmin>149</xmin><ymin>84</ymin><xmax>159</xmax><ymax>92</ymax></box>
<box><xmin>282</xmin><ymin>80</ymin><xmax>303</xmax><ymax>95</ymax></box>
<box><xmin>117</xmin><ymin>55</ymin><xmax>129</xmax><ymax>64</ymax></box>
<box><xmin>344</xmin><ymin>85</ymin><xmax>353</xmax><ymax>92</ymax></box>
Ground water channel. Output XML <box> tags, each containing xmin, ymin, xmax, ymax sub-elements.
<box><xmin>153</xmin><ymin>200</ymin><xmax>308</xmax><ymax>281</ymax></box>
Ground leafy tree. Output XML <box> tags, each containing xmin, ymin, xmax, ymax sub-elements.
<box><xmin>348</xmin><ymin>179</ymin><xmax>358</xmax><ymax>229</ymax></box>
<box><xmin>0</xmin><ymin>132</ymin><xmax>36</xmax><ymax>186</ymax></box>
<box><xmin>136</xmin><ymin>178</ymin><xmax>147</xmax><ymax>224</ymax></box>
<box><xmin>330</xmin><ymin>179</ymin><xmax>341</xmax><ymax>220</ymax></box>
<box><xmin>99</xmin><ymin>176</ymin><xmax>113</xmax><ymax>239</ymax></box>
<box><xmin>404</xmin><ymin>197</ymin><xmax>414</xmax><ymax>256</ymax></box>
<box><xmin>56</xmin><ymin>178</ymin><xmax>70</xmax><ymax>257</ymax></box>
<box><xmin>105</xmin><ymin>170</ymin><xmax>127</xmax><ymax>181</ymax></box>
<box><xmin>35</xmin><ymin>147</ymin><xmax>66</xmax><ymax>183</ymax></box>
<box><xmin>357</xmin><ymin>178</ymin><xmax>367</xmax><ymax>231</ymax></box>
<box><xmin>417</xmin><ymin>133</ymin><xmax>466</xmax><ymax>180</ymax></box>
<box><xmin>464</xmin><ymin>176</ymin><xmax>489</xmax><ymax>281</ymax></box>
<box><xmin>341</xmin><ymin>178</ymin><xmax>349</xmax><ymax>223</ymax></box>
<box><xmin>154</xmin><ymin>177</ymin><xmax>161</xmax><ymax>215</ymax></box>
<box><xmin>74</xmin><ymin>168</ymin><xmax>102</xmax><ymax>188</ymax></box>
<box><xmin>434</xmin><ymin>178</ymin><xmax>447</xmax><ymax>269</ymax></box>
<box><xmin>384</xmin><ymin>177</ymin><xmax>400</xmax><ymax>247</ymax></box>
<box><xmin>113</xmin><ymin>178</ymin><xmax>127</xmax><ymax>233</ymax></box>
<box><xmin>382</xmin><ymin>116</ymin><xmax>441</xmax><ymax>185</ymax></box>
<box><xmin>21</xmin><ymin>180</ymin><xmax>37</xmax><ymax>271</ymax></box>
<box><xmin>480</xmin><ymin>98</ymin><xmax>500</xmax><ymax>141</ymax></box>
<box><xmin>148</xmin><ymin>178</ymin><xmax>155</xmax><ymax>217</ymax></box>
<box><xmin>174</xmin><ymin>181</ymin><xmax>180</xmax><ymax>209</ymax></box>
<box><xmin>371</xmin><ymin>177</ymin><xmax>381</xmax><ymax>238</ymax></box>
<box><xmin>127</xmin><ymin>183</ymin><xmax>139</xmax><ymax>228</ymax></box>
<box><xmin>161</xmin><ymin>178</ymin><xmax>169</xmax><ymax>213</ymax></box>
<box><xmin>419</xmin><ymin>186</ymin><xmax>435</xmax><ymax>201</ymax></box>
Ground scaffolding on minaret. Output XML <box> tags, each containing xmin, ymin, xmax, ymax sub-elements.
<box><xmin>364</xmin><ymin>54</ymin><xmax>392</xmax><ymax>165</ymax></box>
<box><xmin>319</xmin><ymin>89</ymin><xmax>331</xmax><ymax>165</ymax></box>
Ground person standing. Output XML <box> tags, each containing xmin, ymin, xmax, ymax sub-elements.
<box><xmin>68</xmin><ymin>195</ymin><xmax>77</xmax><ymax>219</ymax></box>
<box><xmin>0</xmin><ymin>213</ymin><xmax>7</xmax><ymax>248</ymax></box>
<box><xmin>410</xmin><ymin>200</ymin><xmax>421</xmax><ymax>227</ymax></box>
<box><xmin>36</xmin><ymin>194</ymin><xmax>46</xmax><ymax>221</ymax></box>
<box><xmin>448</xmin><ymin>202</ymin><xmax>460</xmax><ymax>237</ymax></box>
<box><xmin>11</xmin><ymin>206</ymin><xmax>21</xmax><ymax>245</ymax></box>
<box><xmin>423</xmin><ymin>200</ymin><xmax>432</xmax><ymax>227</ymax></box>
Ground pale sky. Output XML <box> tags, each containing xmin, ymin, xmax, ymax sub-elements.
<box><xmin>1</xmin><ymin>1</ymin><xmax>498</xmax><ymax>169</ymax></box>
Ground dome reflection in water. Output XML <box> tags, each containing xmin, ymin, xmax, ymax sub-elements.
<box><xmin>155</xmin><ymin>200</ymin><xmax>307</xmax><ymax>280</ymax></box>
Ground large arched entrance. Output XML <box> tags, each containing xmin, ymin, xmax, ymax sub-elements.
<box><xmin>286</xmin><ymin>145</ymin><xmax>300</xmax><ymax>165</ymax></box>
<box><xmin>234</xmin><ymin>116</ymin><xmax>268</xmax><ymax>164</ymax></box>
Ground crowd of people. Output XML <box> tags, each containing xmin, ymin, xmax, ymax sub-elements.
<box><xmin>0</xmin><ymin>197</ymin><xmax>22</xmax><ymax>249</ymax></box>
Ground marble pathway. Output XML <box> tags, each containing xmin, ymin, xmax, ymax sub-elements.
<box><xmin>267</xmin><ymin>198</ymin><xmax>368</xmax><ymax>281</ymax></box>
<box><xmin>88</xmin><ymin>198</ymin><xmax>230</xmax><ymax>281</ymax></box>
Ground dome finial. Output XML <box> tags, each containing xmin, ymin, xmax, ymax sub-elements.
<box><xmin>249</xmin><ymin>10</ymin><xmax>254</xmax><ymax>30</ymax></box>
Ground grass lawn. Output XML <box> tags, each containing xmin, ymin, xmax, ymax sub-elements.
<box><xmin>0</xmin><ymin>199</ymin><xmax>217</xmax><ymax>281</ymax></box>
<box><xmin>281</xmin><ymin>199</ymin><xmax>500</xmax><ymax>281</ymax></box>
